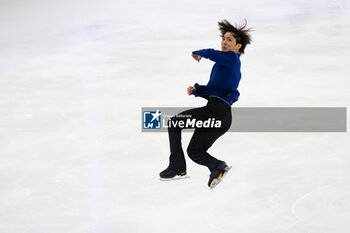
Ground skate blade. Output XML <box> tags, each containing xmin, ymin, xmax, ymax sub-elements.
<box><xmin>160</xmin><ymin>175</ymin><xmax>190</xmax><ymax>181</ymax></box>
<box><xmin>209</xmin><ymin>166</ymin><xmax>232</xmax><ymax>189</ymax></box>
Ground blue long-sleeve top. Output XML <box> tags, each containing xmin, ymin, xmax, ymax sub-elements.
<box><xmin>192</xmin><ymin>49</ymin><xmax>241</xmax><ymax>105</ymax></box>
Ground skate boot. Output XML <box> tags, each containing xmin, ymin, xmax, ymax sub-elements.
<box><xmin>160</xmin><ymin>167</ymin><xmax>188</xmax><ymax>181</ymax></box>
<box><xmin>208</xmin><ymin>162</ymin><xmax>232</xmax><ymax>189</ymax></box>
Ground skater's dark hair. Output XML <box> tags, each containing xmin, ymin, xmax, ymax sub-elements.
<box><xmin>218</xmin><ymin>19</ymin><xmax>252</xmax><ymax>54</ymax></box>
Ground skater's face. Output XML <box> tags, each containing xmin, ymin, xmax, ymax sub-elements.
<box><xmin>221</xmin><ymin>32</ymin><xmax>242</xmax><ymax>53</ymax></box>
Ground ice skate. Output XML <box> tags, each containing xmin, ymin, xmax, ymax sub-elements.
<box><xmin>208</xmin><ymin>163</ymin><xmax>232</xmax><ymax>189</ymax></box>
<box><xmin>159</xmin><ymin>167</ymin><xmax>189</xmax><ymax>181</ymax></box>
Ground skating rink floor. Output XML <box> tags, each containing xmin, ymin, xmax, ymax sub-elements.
<box><xmin>1</xmin><ymin>0</ymin><xmax>349</xmax><ymax>232</ymax></box>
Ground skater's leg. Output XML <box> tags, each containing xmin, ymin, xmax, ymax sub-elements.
<box><xmin>167</xmin><ymin>107</ymin><xmax>208</xmax><ymax>172</ymax></box>
<box><xmin>168</xmin><ymin>123</ymin><xmax>186</xmax><ymax>172</ymax></box>
<box><xmin>186</xmin><ymin>97</ymin><xmax>232</xmax><ymax>171</ymax></box>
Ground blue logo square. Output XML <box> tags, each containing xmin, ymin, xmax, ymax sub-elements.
<box><xmin>143</xmin><ymin>110</ymin><xmax>161</xmax><ymax>129</ymax></box>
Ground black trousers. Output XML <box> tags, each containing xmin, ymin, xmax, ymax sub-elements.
<box><xmin>167</xmin><ymin>96</ymin><xmax>232</xmax><ymax>172</ymax></box>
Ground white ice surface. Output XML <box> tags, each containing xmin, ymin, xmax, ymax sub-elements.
<box><xmin>0</xmin><ymin>0</ymin><xmax>350</xmax><ymax>232</ymax></box>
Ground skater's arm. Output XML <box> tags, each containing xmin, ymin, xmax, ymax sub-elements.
<box><xmin>192</xmin><ymin>83</ymin><xmax>216</xmax><ymax>98</ymax></box>
<box><xmin>192</xmin><ymin>49</ymin><xmax>237</xmax><ymax>67</ymax></box>
<box><xmin>192</xmin><ymin>83</ymin><xmax>240</xmax><ymax>104</ymax></box>
<box><xmin>192</xmin><ymin>83</ymin><xmax>228</xmax><ymax>97</ymax></box>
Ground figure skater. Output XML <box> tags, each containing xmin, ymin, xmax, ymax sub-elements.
<box><xmin>160</xmin><ymin>19</ymin><xmax>252</xmax><ymax>189</ymax></box>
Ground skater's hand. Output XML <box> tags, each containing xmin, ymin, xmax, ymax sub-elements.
<box><xmin>192</xmin><ymin>54</ymin><xmax>202</xmax><ymax>62</ymax></box>
<box><xmin>187</xmin><ymin>86</ymin><xmax>196</xmax><ymax>95</ymax></box>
